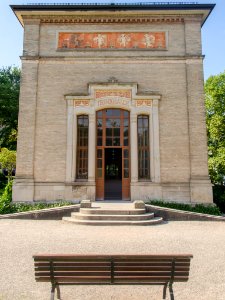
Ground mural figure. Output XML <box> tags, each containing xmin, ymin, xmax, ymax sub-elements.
<box><xmin>93</xmin><ymin>34</ymin><xmax>106</xmax><ymax>48</ymax></box>
<box><xmin>144</xmin><ymin>34</ymin><xmax>156</xmax><ymax>48</ymax></box>
<box><xmin>70</xmin><ymin>34</ymin><xmax>81</xmax><ymax>47</ymax></box>
<box><xmin>118</xmin><ymin>34</ymin><xmax>131</xmax><ymax>47</ymax></box>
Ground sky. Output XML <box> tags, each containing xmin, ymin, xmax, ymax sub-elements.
<box><xmin>0</xmin><ymin>0</ymin><xmax>224</xmax><ymax>80</ymax></box>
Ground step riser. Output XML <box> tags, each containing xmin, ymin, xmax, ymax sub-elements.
<box><xmin>71</xmin><ymin>213</ymin><xmax>154</xmax><ymax>221</ymax></box>
<box><xmin>62</xmin><ymin>217</ymin><xmax>163</xmax><ymax>226</ymax></box>
<box><xmin>80</xmin><ymin>208</ymin><xmax>146</xmax><ymax>215</ymax></box>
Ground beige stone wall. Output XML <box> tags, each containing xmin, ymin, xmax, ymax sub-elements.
<box><xmin>13</xmin><ymin>15</ymin><xmax>213</xmax><ymax>203</ymax></box>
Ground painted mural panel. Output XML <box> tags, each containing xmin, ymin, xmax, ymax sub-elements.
<box><xmin>58</xmin><ymin>32</ymin><xmax>166</xmax><ymax>50</ymax></box>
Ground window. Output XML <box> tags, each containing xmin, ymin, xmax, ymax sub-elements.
<box><xmin>138</xmin><ymin>115</ymin><xmax>150</xmax><ymax>179</ymax></box>
<box><xmin>76</xmin><ymin>115</ymin><xmax>88</xmax><ymax>179</ymax></box>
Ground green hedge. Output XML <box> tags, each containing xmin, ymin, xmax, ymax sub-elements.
<box><xmin>146</xmin><ymin>200</ymin><xmax>221</xmax><ymax>216</ymax></box>
<box><xmin>0</xmin><ymin>180</ymin><xmax>73</xmax><ymax>214</ymax></box>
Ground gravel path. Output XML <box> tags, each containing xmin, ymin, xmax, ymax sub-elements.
<box><xmin>0</xmin><ymin>219</ymin><xmax>225</xmax><ymax>300</ymax></box>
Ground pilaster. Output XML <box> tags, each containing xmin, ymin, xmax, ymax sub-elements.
<box><xmin>130</xmin><ymin>113</ymin><xmax>138</xmax><ymax>183</ymax></box>
<box><xmin>88</xmin><ymin>114</ymin><xmax>96</xmax><ymax>182</ymax></box>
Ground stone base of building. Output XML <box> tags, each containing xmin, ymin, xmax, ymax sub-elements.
<box><xmin>12</xmin><ymin>178</ymin><xmax>213</xmax><ymax>204</ymax></box>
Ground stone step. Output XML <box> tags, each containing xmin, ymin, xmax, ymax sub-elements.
<box><xmin>62</xmin><ymin>217</ymin><xmax>163</xmax><ymax>226</ymax></box>
<box><xmin>80</xmin><ymin>208</ymin><xmax>146</xmax><ymax>215</ymax></box>
<box><xmin>71</xmin><ymin>212</ymin><xmax>154</xmax><ymax>221</ymax></box>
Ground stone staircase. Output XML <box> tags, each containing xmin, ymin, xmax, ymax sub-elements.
<box><xmin>63</xmin><ymin>201</ymin><xmax>163</xmax><ymax>226</ymax></box>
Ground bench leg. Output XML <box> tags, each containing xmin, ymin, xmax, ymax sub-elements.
<box><xmin>56</xmin><ymin>284</ymin><xmax>61</xmax><ymax>300</ymax></box>
<box><xmin>163</xmin><ymin>283</ymin><xmax>168</xmax><ymax>299</ymax></box>
<box><xmin>51</xmin><ymin>284</ymin><xmax>56</xmax><ymax>300</ymax></box>
<box><xmin>169</xmin><ymin>283</ymin><xmax>174</xmax><ymax>300</ymax></box>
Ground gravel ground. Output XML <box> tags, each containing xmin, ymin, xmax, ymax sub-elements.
<box><xmin>0</xmin><ymin>219</ymin><xmax>225</xmax><ymax>300</ymax></box>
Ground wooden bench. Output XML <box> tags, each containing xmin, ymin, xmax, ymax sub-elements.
<box><xmin>33</xmin><ymin>254</ymin><xmax>193</xmax><ymax>300</ymax></box>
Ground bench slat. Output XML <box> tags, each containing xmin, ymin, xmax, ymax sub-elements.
<box><xmin>35</xmin><ymin>266</ymin><xmax>189</xmax><ymax>272</ymax></box>
<box><xmin>35</xmin><ymin>275</ymin><xmax>189</xmax><ymax>283</ymax></box>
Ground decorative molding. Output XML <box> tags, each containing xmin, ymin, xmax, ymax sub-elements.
<box><xmin>36</xmin><ymin>15</ymin><xmax>184</xmax><ymax>24</ymax></box>
<box><xmin>95</xmin><ymin>89</ymin><xmax>131</xmax><ymax>100</ymax></box>
<box><xmin>136</xmin><ymin>100</ymin><xmax>152</xmax><ymax>107</ymax></box>
<box><xmin>74</xmin><ymin>100</ymin><xmax>90</xmax><ymax>107</ymax></box>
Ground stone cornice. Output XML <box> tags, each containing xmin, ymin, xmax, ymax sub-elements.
<box><xmin>22</xmin><ymin>15</ymin><xmax>184</xmax><ymax>25</ymax></box>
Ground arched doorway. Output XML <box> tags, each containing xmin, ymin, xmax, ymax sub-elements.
<box><xmin>96</xmin><ymin>109</ymin><xmax>130</xmax><ymax>200</ymax></box>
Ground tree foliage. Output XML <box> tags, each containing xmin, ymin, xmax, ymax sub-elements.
<box><xmin>205</xmin><ymin>71</ymin><xmax>225</xmax><ymax>185</ymax></box>
<box><xmin>0</xmin><ymin>148</ymin><xmax>16</xmax><ymax>181</ymax></box>
<box><xmin>0</xmin><ymin>66</ymin><xmax>20</xmax><ymax>150</ymax></box>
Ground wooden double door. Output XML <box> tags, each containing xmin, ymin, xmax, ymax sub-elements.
<box><xmin>96</xmin><ymin>109</ymin><xmax>130</xmax><ymax>200</ymax></box>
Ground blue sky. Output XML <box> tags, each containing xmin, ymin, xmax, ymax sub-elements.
<box><xmin>0</xmin><ymin>0</ymin><xmax>224</xmax><ymax>80</ymax></box>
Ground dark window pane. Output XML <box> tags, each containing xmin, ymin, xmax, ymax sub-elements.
<box><xmin>106</xmin><ymin>128</ymin><xmax>112</xmax><ymax>136</ymax></box>
<box><xmin>124</xmin><ymin>149</ymin><xmax>129</xmax><ymax>158</ymax></box>
<box><xmin>97</xmin><ymin>128</ymin><xmax>102</xmax><ymax>136</ymax></box>
<box><xmin>113</xmin><ymin>138</ymin><xmax>120</xmax><ymax>146</ymax></box>
<box><xmin>77</xmin><ymin>115</ymin><xmax>89</xmax><ymax>179</ymax></box>
<box><xmin>83</xmin><ymin>138</ymin><xmax>88</xmax><ymax>147</ymax></box>
<box><xmin>97</xmin><ymin>138</ymin><xmax>102</xmax><ymax>146</ymax></box>
<box><xmin>124</xmin><ymin>159</ymin><xmax>129</xmax><ymax>168</ymax></box>
<box><xmin>106</xmin><ymin>138</ymin><xmax>112</xmax><ymax>146</ymax></box>
<box><xmin>124</xmin><ymin>169</ymin><xmax>129</xmax><ymax>178</ymax></box>
<box><xmin>97</xmin><ymin>149</ymin><xmax>102</xmax><ymax>158</ymax></box>
<box><xmin>124</xmin><ymin>127</ymin><xmax>129</xmax><ymax>137</ymax></box>
<box><xmin>138</xmin><ymin>115</ymin><xmax>150</xmax><ymax>180</ymax></box>
<box><xmin>97</xmin><ymin>169</ymin><xmax>102</xmax><ymax>178</ymax></box>
<box><xmin>124</xmin><ymin>137</ymin><xmax>128</xmax><ymax>146</ymax></box>
<box><xmin>97</xmin><ymin>159</ymin><xmax>102</xmax><ymax>168</ymax></box>
<box><xmin>114</xmin><ymin>128</ymin><xmax>120</xmax><ymax>137</ymax></box>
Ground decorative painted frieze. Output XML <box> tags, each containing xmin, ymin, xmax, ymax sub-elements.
<box><xmin>95</xmin><ymin>90</ymin><xmax>131</xmax><ymax>99</ymax></box>
<box><xmin>136</xmin><ymin>100</ymin><xmax>152</xmax><ymax>107</ymax></box>
<box><xmin>74</xmin><ymin>100</ymin><xmax>90</xmax><ymax>106</ymax></box>
<box><xmin>58</xmin><ymin>32</ymin><xmax>166</xmax><ymax>50</ymax></box>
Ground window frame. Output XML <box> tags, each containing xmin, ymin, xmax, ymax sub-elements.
<box><xmin>137</xmin><ymin>114</ymin><xmax>150</xmax><ymax>180</ymax></box>
<box><xmin>76</xmin><ymin>114</ymin><xmax>89</xmax><ymax>180</ymax></box>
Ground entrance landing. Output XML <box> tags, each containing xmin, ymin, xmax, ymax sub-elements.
<box><xmin>63</xmin><ymin>202</ymin><xmax>163</xmax><ymax>225</ymax></box>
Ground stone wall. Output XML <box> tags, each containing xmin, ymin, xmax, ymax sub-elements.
<box><xmin>13</xmin><ymin>12</ymin><xmax>212</xmax><ymax>203</ymax></box>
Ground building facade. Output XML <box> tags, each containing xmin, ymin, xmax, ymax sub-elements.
<box><xmin>11</xmin><ymin>3</ymin><xmax>215</xmax><ymax>203</ymax></box>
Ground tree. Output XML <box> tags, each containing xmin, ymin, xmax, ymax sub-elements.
<box><xmin>205</xmin><ymin>71</ymin><xmax>225</xmax><ymax>185</ymax></box>
<box><xmin>205</xmin><ymin>71</ymin><xmax>225</xmax><ymax>212</ymax></box>
<box><xmin>0</xmin><ymin>66</ymin><xmax>20</xmax><ymax>150</ymax></box>
<box><xmin>0</xmin><ymin>148</ymin><xmax>16</xmax><ymax>182</ymax></box>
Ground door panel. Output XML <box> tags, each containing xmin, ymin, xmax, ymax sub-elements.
<box><xmin>96</xmin><ymin>109</ymin><xmax>130</xmax><ymax>200</ymax></box>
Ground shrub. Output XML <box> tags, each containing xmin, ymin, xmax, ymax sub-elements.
<box><xmin>11</xmin><ymin>201</ymin><xmax>73</xmax><ymax>213</ymax></box>
<box><xmin>0</xmin><ymin>171</ymin><xmax>7</xmax><ymax>190</ymax></box>
<box><xmin>146</xmin><ymin>200</ymin><xmax>221</xmax><ymax>216</ymax></box>
<box><xmin>0</xmin><ymin>180</ymin><xmax>13</xmax><ymax>214</ymax></box>
<box><xmin>213</xmin><ymin>185</ymin><xmax>225</xmax><ymax>213</ymax></box>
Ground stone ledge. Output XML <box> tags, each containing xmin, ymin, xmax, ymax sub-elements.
<box><xmin>146</xmin><ymin>204</ymin><xmax>225</xmax><ymax>222</ymax></box>
<box><xmin>0</xmin><ymin>204</ymin><xmax>80</xmax><ymax>220</ymax></box>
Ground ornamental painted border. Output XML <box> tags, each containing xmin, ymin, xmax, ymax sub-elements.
<box><xmin>58</xmin><ymin>32</ymin><xmax>167</xmax><ymax>50</ymax></box>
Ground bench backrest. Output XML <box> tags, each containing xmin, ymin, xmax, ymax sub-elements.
<box><xmin>34</xmin><ymin>254</ymin><xmax>193</xmax><ymax>285</ymax></box>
